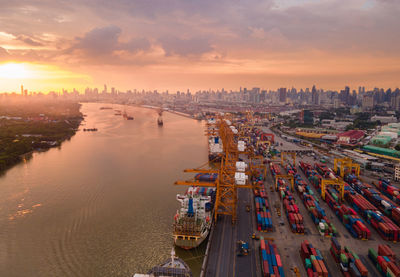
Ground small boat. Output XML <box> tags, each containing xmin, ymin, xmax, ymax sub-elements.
<box><xmin>123</xmin><ymin>111</ymin><xmax>134</xmax><ymax>120</ymax></box>
<box><xmin>132</xmin><ymin>249</ymin><xmax>192</xmax><ymax>277</ymax></box>
<box><xmin>157</xmin><ymin>116</ymin><xmax>163</xmax><ymax>126</ymax></box>
<box><xmin>83</xmin><ymin>128</ymin><xmax>98</xmax><ymax>132</ymax></box>
<box><xmin>99</xmin><ymin>107</ymin><xmax>112</xmax><ymax>110</ymax></box>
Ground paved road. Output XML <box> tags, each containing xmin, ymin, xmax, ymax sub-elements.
<box><xmin>205</xmin><ymin>187</ymin><xmax>260</xmax><ymax>277</ymax></box>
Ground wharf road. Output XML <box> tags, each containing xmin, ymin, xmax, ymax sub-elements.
<box><xmin>205</xmin><ymin>187</ymin><xmax>260</xmax><ymax>277</ymax></box>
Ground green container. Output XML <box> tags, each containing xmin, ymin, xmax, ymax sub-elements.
<box><xmin>310</xmin><ymin>255</ymin><xmax>316</xmax><ymax>261</ymax></box>
<box><xmin>305</xmin><ymin>258</ymin><xmax>312</xmax><ymax>269</ymax></box>
<box><xmin>340</xmin><ymin>253</ymin><xmax>348</xmax><ymax>264</ymax></box>
<box><xmin>280</xmin><ymin>191</ymin><xmax>285</xmax><ymax>198</ymax></box>
<box><xmin>352</xmin><ymin>253</ymin><xmax>359</xmax><ymax>260</ymax></box>
<box><xmin>332</xmin><ymin>226</ymin><xmax>337</xmax><ymax>234</ymax></box>
<box><xmin>368</xmin><ymin>248</ymin><xmax>378</xmax><ymax>262</ymax></box>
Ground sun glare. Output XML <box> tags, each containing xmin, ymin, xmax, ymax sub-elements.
<box><xmin>0</xmin><ymin>63</ymin><xmax>32</xmax><ymax>79</ymax></box>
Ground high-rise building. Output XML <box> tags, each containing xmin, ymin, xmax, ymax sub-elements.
<box><xmin>311</xmin><ymin>85</ymin><xmax>319</xmax><ymax>105</ymax></box>
<box><xmin>362</xmin><ymin>94</ymin><xmax>374</xmax><ymax>111</ymax></box>
<box><xmin>340</xmin><ymin>86</ymin><xmax>350</xmax><ymax>105</ymax></box>
<box><xmin>301</xmin><ymin>109</ymin><xmax>314</xmax><ymax>125</ymax></box>
<box><xmin>278</xmin><ymin>88</ymin><xmax>287</xmax><ymax>103</ymax></box>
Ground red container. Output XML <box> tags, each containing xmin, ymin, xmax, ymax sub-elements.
<box><xmin>387</xmin><ymin>261</ymin><xmax>400</xmax><ymax>277</ymax></box>
<box><xmin>355</xmin><ymin>259</ymin><xmax>368</xmax><ymax>276</ymax></box>
<box><xmin>319</xmin><ymin>260</ymin><xmax>328</xmax><ymax>277</ymax></box>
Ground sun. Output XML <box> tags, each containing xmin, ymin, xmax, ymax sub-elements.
<box><xmin>0</xmin><ymin>63</ymin><xmax>33</xmax><ymax>79</ymax></box>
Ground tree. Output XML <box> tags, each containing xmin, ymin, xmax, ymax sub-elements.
<box><xmin>395</xmin><ymin>144</ymin><xmax>400</xmax><ymax>151</ymax></box>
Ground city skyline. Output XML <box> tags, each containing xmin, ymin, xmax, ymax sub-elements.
<box><xmin>1</xmin><ymin>0</ymin><xmax>400</xmax><ymax>92</ymax></box>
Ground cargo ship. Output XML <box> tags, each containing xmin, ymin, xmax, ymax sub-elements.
<box><xmin>133</xmin><ymin>249</ymin><xmax>192</xmax><ymax>277</ymax></box>
<box><xmin>208</xmin><ymin>136</ymin><xmax>223</xmax><ymax>162</ymax></box>
<box><xmin>173</xmin><ymin>186</ymin><xmax>216</xmax><ymax>249</ymax></box>
<box><xmin>206</xmin><ymin>118</ymin><xmax>223</xmax><ymax>162</ymax></box>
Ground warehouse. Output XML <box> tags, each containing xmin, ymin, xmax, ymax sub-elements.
<box><xmin>336</xmin><ymin>130</ymin><xmax>365</xmax><ymax>145</ymax></box>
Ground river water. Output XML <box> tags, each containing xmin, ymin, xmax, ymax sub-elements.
<box><xmin>0</xmin><ymin>103</ymin><xmax>208</xmax><ymax>277</ymax></box>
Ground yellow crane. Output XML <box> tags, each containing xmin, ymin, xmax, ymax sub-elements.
<box><xmin>274</xmin><ymin>174</ymin><xmax>294</xmax><ymax>191</ymax></box>
<box><xmin>321</xmin><ymin>178</ymin><xmax>346</xmax><ymax>201</ymax></box>
<box><xmin>175</xmin><ymin>116</ymin><xmax>261</xmax><ymax>223</ymax></box>
<box><xmin>281</xmin><ymin>151</ymin><xmax>296</xmax><ymax>167</ymax></box>
<box><xmin>334</xmin><ymin>158</ymin><xmax>360</xmax><ymax>178</ymax></box>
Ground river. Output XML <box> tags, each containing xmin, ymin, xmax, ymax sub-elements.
<box><xmin>0</xmin><ymin>103</ymin><xmax>208</xmax><ymax>277</ymax></box>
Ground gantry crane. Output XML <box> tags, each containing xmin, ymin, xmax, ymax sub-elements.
<box><xmin>334</xmin><ymin>158</ymin><xmax>360</xmax><ymax>178</ymax></box>
<box><xmin>175</xmin><ymin>116</ymin><xmax>261</xmax><ymax>223</ymax></box>
<box><xmin>274</xmin><ymin>174</ymin><xmax>294</xmax><ymax>191</ymax></box>
<box><xmin>281</xmin><ymin>151</ymin><xmax>296</xmax><ymax>167</ymax></box>
<box><xmin>321</xmin><ymin>178</ymin><xmax>346</xmax><ymax>201</ymax></box>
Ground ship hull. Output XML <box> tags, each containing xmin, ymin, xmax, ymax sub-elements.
<box><xmin>174</xmin><ymin>230</ymin><xmax>209</xmax><ymax>250</ymax></box>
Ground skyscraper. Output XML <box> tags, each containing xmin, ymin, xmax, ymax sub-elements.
<box><xmin>278</xmin><ymin>88</ymin><xmax>287</xmax><ymax>103</ymax></box>
<box><xmin>311</xmin><ymin>85</ymin><xmax>319</xmax><ymax>105</ymax></box>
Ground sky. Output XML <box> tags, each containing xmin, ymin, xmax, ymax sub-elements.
<box><xmin>0</xmin><ymin>0</ymin><xmax>399</xmax><ymax>93</ymax></box>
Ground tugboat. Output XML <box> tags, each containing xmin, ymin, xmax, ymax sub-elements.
<box><xmin>123</xmin><ymin>110</ymin><xmax>134</xmax><ymax>120</ymax></box>
<box><xmin>132</xmin><ymin>249</ymin><xmax>192</xmax><ymax>277</ymax></box>
<box><xmin>157</xmin><ymin>109</ymin><xmax>163</xmax><ymax>126</ymax></box>
<box><xmin>157</xmin><ymin>116</ymin><xmax>163</xmax><ymax>126</ymax></box>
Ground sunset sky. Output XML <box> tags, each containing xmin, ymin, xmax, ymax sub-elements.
<box><xmin>0</xmin><ymin>0</ymin><xmax>399</xmax><ymax>92</ymax></box>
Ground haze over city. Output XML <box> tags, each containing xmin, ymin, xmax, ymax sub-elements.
<box><xmin>1</xmin><ymin>0</ymin><xmax>400</xmax><ymax>93</ymax></box>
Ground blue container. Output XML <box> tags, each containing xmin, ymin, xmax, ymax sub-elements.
<box><xmin>262</xmin><ymin>249</ymin><xmax>267</xmax><ymax>261</ymax></box>
<box><xmin>278</xmin><ymin>267</ymin><xmax>285</xmax><ymax>277</ymax></box>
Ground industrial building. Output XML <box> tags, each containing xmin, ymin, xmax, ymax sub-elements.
<box><xmin>363</xmin><ymin>145</ymin><xmax>400</xmax><ymax>159</ymax></box>
<box><xmin>336</xmin><ymin>130</ymin><xmax>365</xmax><ymax>145</ymax></box>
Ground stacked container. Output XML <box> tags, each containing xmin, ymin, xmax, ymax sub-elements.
<box><xmin>254</xmin><ymin>187</ymin><xmax>273</xmax><ymax>232</ymax></box>
<box><xmin>344</xmin><ymin>175</ymin><xmax>400</xmax><ymax>242</ymax></box>
<box><xmin>278</xmin><ymin>180</ymin><xmax>305</xmax><ymax>234</ymax></box>
<box><xmin>300</xmin><ymin>240</ymin><xmax>329</xmax><ymax>277</ymax></box>
<box><xmin>377</xmin><ymin>179</ymin><xmax>400</xmax><ymax>205</ymax></box>
<box><xmin>260</xmin><ymin>237</ymin><xmax>285</xmax><ymax>277</ymax></box>
<box><xmin>330</xmin><ymin>237</ymin><xmax>368</xmax><ymax>276</ymax></box>
<box><xmin>292</xmin><ymin>162</ymin><xmax>337</xmax><ymax>236</ymax></box>
<box><xmin>346</xmin><ymin>174</ymin><xmax>400</xmax><ymax>226</ymax></box>
<box><xmin>368</xmin><ymin>245</ymin><xmax>400</xmax><ymax>277</ymax></box>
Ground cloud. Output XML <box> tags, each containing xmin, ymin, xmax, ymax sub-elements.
<box><xmin>159</xmin><ymin>37</ymin><xmax>213</xmax><ymax>57</ymax></box>
<box><xmin>0</xmin><ymin>47</ymin><xmax>10</xmax><ymax>58</ymax></box>
<box><xmin>121</xmin><ymin>37</ymin><xmax>151</xmax><ymax>53</ymax></box>
<box><xmin>74</xmin><ymin>25</ymin><xmax>122</xmax><ymax>56</ymax></box>
<box><xmin>15</xmin><ymin>35</ymin><xmax>44</xmax><ymax>46</ymax></box>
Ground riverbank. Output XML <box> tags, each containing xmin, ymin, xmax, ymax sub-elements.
<box><xmin>0</xmin><ymin>101</ymin><xmax>83</xmax><ymax>173</ymax></box>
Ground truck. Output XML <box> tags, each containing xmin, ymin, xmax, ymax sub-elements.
<box><xmin>237</xmin><ymin>240</ymin><xmax>249</xmax><ymax>256</ymax></box>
